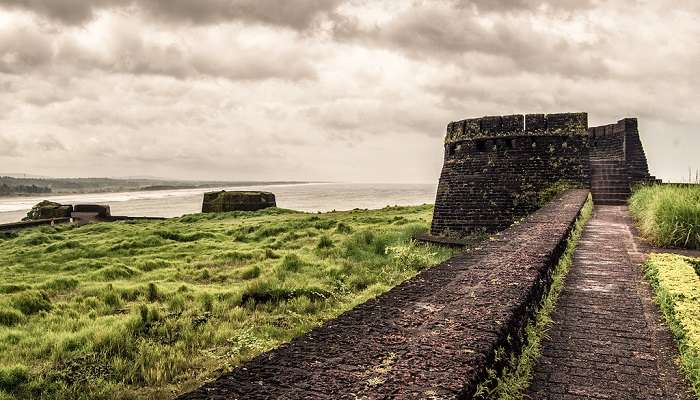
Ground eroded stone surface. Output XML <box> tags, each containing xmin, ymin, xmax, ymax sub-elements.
<box><xmin>178</xmin><ymin>190</ymin><xmax>589</xmax><ymax>400</ymax></box>
<box><xmin>527</xmin><ymin>206</ymin><xmax>692</xmax><ymax>400</ymax></box>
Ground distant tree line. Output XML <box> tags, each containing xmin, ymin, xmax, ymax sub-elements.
<box><xmin>0</xmin><ymin>183</ymin><xmax>52</xmax><ymax>195</ymax></box>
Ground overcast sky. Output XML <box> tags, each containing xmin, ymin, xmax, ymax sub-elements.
<box><xmin>0</xmin><ymin>0</ymin><xmax>698</xmax><ymax>183</ymax></box>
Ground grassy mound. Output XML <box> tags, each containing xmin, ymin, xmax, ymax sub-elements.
<box><xmin>629</xmin><ymin>184</ymin><xmax>700</xmax><ymax>250</ymax></box>
<box><xmin>644</xmin><ymin>253</ymin><xmax>700</xmax><ymax>398</ymax></box>
<box><xmin>0</xmin><ymin>205</ymin><xmax>453</xmax><ymax>400</ymax></box>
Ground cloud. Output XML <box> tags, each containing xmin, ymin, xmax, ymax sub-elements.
<box><xmin>0</xmin><ymin>25</ymin><xmax>53</xmax><ymax>73</ymax></box>
<box><xmin>331</xmin><ymin>2</ymin><xmax>610</xmax><ymax>79</ymax></box>
<box><xmin>0</xmin><ymin>134</ymin><xmax>20</xmax><ymax>156</ymax></box>
<box><xmin>0</xmin><ymin>0</ymin><xmax>344</xmax><ymax>29</ymax></box>
<box><xmin>453</xmin><ymin>0</ymin><xmax>596</xmax><ymax>12</ymax></box>
<box><xmin>0</xmin><ymin>0</ymin><xmax>698</xmax><ymax>183</ymax></box>
<box><xmin>139</xmin><ymin>0</ymin><xmax>343</xmax><ymax>29</ymax></box>
<box><xmin>0</xmin><ymin>17</ymin><xmax>319</xmax><ymax>81</ymax></box>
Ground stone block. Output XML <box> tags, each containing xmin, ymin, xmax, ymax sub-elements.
<box><xmin>202</xmin><ymin>191</ymin><xmax>276</xmax><ymax>213</ymax></box>
<box><xmin>480</xmin><ymin>116</ymin><xmax>502</xmax><ymax>135</ymax></box>
<box><xmin>500</xmin><ymin>114</ymin><xmax>524</xmax><ymax>135</ymax></box>
<box><xmin>546</xmin><ymin>112</ymin><xmax>587</xmax><ymax>135</ymax></box>
<box><xmin>73</xmin><ymin>204</ymin><xmax>111</xmax><ymax>218</ymax></box>
<box><xmin>525</xmin><ymin>114</ymin><xmax>546</xmax><ymax>133</ymax></box>
<box><xmin>463</xmin><ymin>118</ymin><xmax>481</xmax><ymax>137</ymax></box>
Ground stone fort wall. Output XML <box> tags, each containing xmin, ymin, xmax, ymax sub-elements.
<box><xmin>431</xmin><ymin>112</ymin><xmax>591</xmax><ymax>236</ymax></box>
<box><xmin>431</xmin><ymin>112</ymin><xmax>656</xmax><ymax>237</ymax></box>
<box><xmin>588</xmin><ymin>117</ymin><xmax>653</xmax><ymax>185</ymax></box>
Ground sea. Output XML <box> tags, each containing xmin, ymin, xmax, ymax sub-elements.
<box><xmin>0</xmin><ymin>183</ymin><xmax>438</xmax><ymax>224</ymax></box>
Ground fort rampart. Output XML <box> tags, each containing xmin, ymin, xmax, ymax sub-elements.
<box><xmin>432</xmin><ymin>112</ymin><xmax>591</xmax><ymax>236</ymax></box>
<box><xmin>179</xmin><ymin>190</ymin><xmax>590</xmax><ymax>399</ymax></box>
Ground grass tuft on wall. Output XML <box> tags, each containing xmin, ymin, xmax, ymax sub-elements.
<box><xmin>474</xmin><ymin>195</ymin><xmax>593</xmax><ymax>399</ymax></box>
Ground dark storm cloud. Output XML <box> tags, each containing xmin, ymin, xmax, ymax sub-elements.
<box><xmin>0</xmin><ymin>0</ymin><xmax>343</xmax><ymax>29</ymax></box>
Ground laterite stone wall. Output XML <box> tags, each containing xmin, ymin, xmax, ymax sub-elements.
<box><xmin>588</xmin><ymin>117</ymin><xmax>656</xmax><ymax>186</ymax></box>
<box><xmin>431</xmin><ymin>112</ymin><xmax>591</xmax><ymax>236</ymax></box>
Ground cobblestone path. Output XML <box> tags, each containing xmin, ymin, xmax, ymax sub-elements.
<box><xmin>527</xmin><ymin>206</ymin><xmax>691</xmax><ymax>400</ymax></box>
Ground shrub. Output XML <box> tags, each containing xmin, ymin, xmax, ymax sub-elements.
<box><xmin>216</xmin><ymin>250</ymin><xmax>256</xmax><ymax>263</ymax></box>
<box><xmin>102</xmin><ymin>291</ymin><xmax>122</xmax><ymax>309</ymax></box>
<box><xmin>629</xmin><ymin>184</ymin><xmax>700</xmax><ymax>250</ymax></box>
<box><xmin>10</xmin><ymin>290</ymin><xmax>52</xmax><ymax>315</ymax></box>
<box><xmin>335</xmin><ymin>222</ymin><xmax>353</xmax><ymax>234</ymax></box>
<box><xmin>317</xmin><ymin>235</ymin><xmax>334</xmax><ymax>249</ymax></box>
<box><xmin>371</xmin><ymin>234</ymin><xmax>391</xmax><ymax>256</ymax></box>
<box><xmin>167</xmin><ymin>294</ymin><xmax>186</xmax><ymax>314</ymax></box>
<box><xmin>280</xmin><ymin>254</ymin><xmax>304</xmax><ymax>272</ymax></box>
<box><xmin>146</xmin><ymin>283</ymin><xmax>159</xmax><ymax>302</ymax></box>
<box><xmin>0</xmin><ymin>365</ymin><xmax>29</xmax><ymax>393</ymax></box>
<box><xmin>264</xmin><ymin>249</ymin><xmax>280</xmax><ymax>259</ymax></box>
<box><xmin>137</xmin><ymin>259</ymin><xmax>173</xmax><ymax>272</ymax></box>
<box><xmin>313</xmin><ymin>219</ymin><xmax>337</xmax><ymax>230</ymax></box>
<box><xmin>130</xmin><ymin>305</ymin><xmax>161</xmax><ymax>335</ymax></box>
<box><xmin>0</xmin><ymin>307</ymin><xmax>24</xmax><ymax>326</ymax></box>
<box><xmin>40</xmin><ymin>278</ymin><xmax>79</xmax><ymax>292</ymax></box>
<box><xmin>241</xmin><ymin>279</ymin><xmax>330</xmax><ymax>305</ymax></box>
<box><xmin>240</xmin><ymin>265</ymin><xmax>261</xmax><ymax>280</ymax></box>
<box><xmin>385</xmin><ymin>241</ymin><xmax>438</xmax><ymax>271</ymax></box>
<box><xmin>0</xmin><ymin>285</ymin><xmax>29</xmax><ymax>294</ymax></box>
<box><xmin>255</xmin><ymin>224</ymin><xmax>288</xmax><ymax>239</ymax></box>
<box><xmin>201</xmin><ymin>293</ymin><xmax>214</xmax><ymax>313</ymax></box>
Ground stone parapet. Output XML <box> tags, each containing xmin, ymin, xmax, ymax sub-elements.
<box><xmin>446</xmin><ymin>112</ymin><xmax>588</xmax><ymax>144</ymax></box>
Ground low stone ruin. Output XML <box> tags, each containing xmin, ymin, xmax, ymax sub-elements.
<box><xmin>71</xmin><ymin>204</ymin><xmax>112</xmax><ymax>224</ymax></box>
<box><xmin>22</xmin><ymin>200</ymin><xmax>73</xmax><ymax>221</ymax></box>
<box><xmin>201</xmin><ymin>191</ymin><xmax>276</xmax><ymax>213</ymax></box>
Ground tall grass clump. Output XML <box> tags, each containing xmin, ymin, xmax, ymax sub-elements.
<box><xmin>629</xmin><ymin>184</ymin><xmax>700</xmax><ymax>250</ymax></box>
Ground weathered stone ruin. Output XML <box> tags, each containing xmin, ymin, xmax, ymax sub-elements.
<box><xmin>201</xmin><ymin>191</ymin><xmax>276</xmax><ymax>213</ymax></box>
<box><xmin>430</xmin><ymin>112</ymin><xmax>656</xmax><ymax>238</ymax></box>
<box><xmin>71</xmin><ymin>204</ymin><xmax>112</xmax><ymax>224</ymax></box>
<box><xmin>22</xmin><ymin>200</ymin><xmax>73</xmax><ymax>221</ymax></box>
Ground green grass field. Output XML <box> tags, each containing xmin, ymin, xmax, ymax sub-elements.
<box><xmin>0</xmin><ymin>206</ymin><xmax>453</xmax><ymax>400</ymax></box>
<box><xmin>629</xmin><ymin>184</ymin><xmax>700</xmax><ymax>250</ymax></box>
<box><xmin>644</xmin><ymin>253</ymin><xmax>700</xmax><ymax>398</ymax></box>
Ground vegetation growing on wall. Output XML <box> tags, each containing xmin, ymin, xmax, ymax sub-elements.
<box><xmin>474</xmin><ymin>195</ymin><xmax>593</xmax><ymax>399</ymax></box>
<box><xmin>629</xmin><ymin>184</ymin><xmax>700</xmax><ymax>250</ymax></box>
<box><xmin>643</xmin><ymin>253</ymin><xmax>700</xmax><ymax>398</ymax></box>
<box><xmin>0</xmin><ymin>205</ymin><xmax>453</xmax><ymax>400</ymax></box>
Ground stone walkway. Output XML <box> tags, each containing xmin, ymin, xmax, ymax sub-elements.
<box><xmin>527</xmin><ymin>206</ymin><xmax>691</xmax><ymax>400</ymax></box>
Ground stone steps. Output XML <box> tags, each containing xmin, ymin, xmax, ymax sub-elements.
<box><xmin>591</xmin><ymin>160</ymin><xmax>631</xmax><ymax>205</ymax></box>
